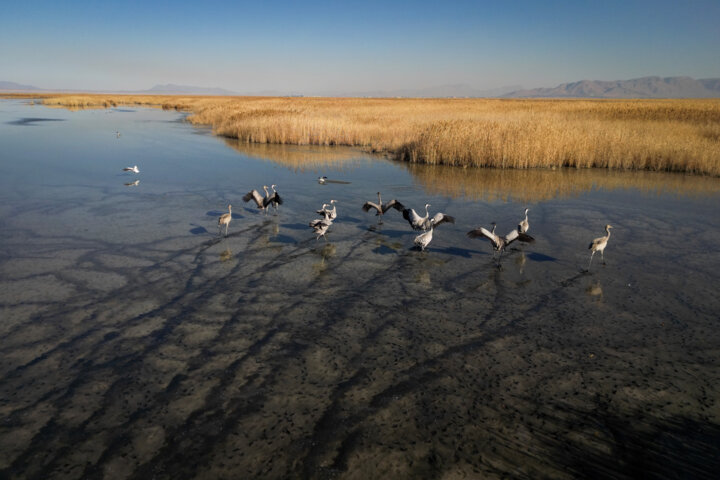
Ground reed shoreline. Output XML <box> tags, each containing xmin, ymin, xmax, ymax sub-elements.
<box><xmin>4</xmin><ymin>93</ymin><xmax>720</xmax><ymax>176</ymax></box>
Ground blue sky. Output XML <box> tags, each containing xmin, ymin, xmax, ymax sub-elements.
<box><xmin>2</xmin><ymin>0</ymin><xmax>719</xmax><ymax>93</ymax></box>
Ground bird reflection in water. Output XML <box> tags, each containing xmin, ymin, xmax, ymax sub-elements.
<box><xmin>585</xmin><ymin>281</ymin><xmax>603</xmax><ymax>300</ymax></box>
<box><xmin>312</xmin><ymin>243</ymin><xmax>336</xmax><ymax>275</ymax></box>
<box><xmin>515</xmin><ymin>250</ymin><xmax>527</xmax><ymax>274</ymax></box>
<box><xmin>124</xmin><ymin>180</ymin><xmax>140</xmax><ymax>187</ymax></box>
<box><xmin>220</xmin><ymin>249</ymin><xmax>233</xmax><ymax>262</ymax></box>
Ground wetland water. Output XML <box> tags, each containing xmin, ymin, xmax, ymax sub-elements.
<box><xmin>1</xmin><ymin>99</ymin><xmax>720</xmax><ymax>479</ymax></box>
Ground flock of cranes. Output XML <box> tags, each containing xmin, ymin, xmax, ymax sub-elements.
<box><xmin>217</xmin><ymin>184</ymin><xmax>613</xmax><ymax>270</ymax></box>
<box><xmin>123</xmin><ymin>163</ymin><xmax>612</xmax><ymax>270</ymax></box>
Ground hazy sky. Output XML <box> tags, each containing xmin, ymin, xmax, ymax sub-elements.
<box><xmin>2</xmin><ymin>0</ymin><xmax>719</xmax><ymax>94</ymax></box>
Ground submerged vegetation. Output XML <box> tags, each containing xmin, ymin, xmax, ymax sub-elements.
<box><xmin>8</xmin><ymin>93</ymin><xmax>720</xmax><ymax>175</ymax></box>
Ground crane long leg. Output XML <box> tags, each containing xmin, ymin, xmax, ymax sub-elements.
<box><xmin>601</xmin><ymin>250</ymin><xmax>605</xmax><ymax>265</ymax></box>
<box><xmin>588</xmin><ymin>251</ymin><xmax>595</xmax><ymax>270</ymax></box>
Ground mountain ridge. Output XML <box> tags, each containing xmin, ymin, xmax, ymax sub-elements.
<box><xmin>503</xmin><ymin>76</ymin><xmax>720</xmax><ymax>98</ymax></box>
<box><xmin>2</xmin><ymin>77</ymin><xmax>720</xmax><ymax>98</ymax></box>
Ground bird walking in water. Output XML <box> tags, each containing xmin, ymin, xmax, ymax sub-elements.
<box><xmin>243</xmin><ymin>185</ymin><xmax>270</xmax><ymax>212</ymax></box>
<box><xmin>588</xmin><ymin>224</ymin><xmax>613</xmax><ymax>270</ymax></box>
<box><xmin>362</xmin><ymin>192</ymin><xmax>404</xmax><ymax>221</ymax></box>
<box><xmin>123</xmin><ymin>165</ymin><xmax>139</xmax><ymax>173</ymax></box>
<box><xmin>218</xmin><ymin>205</ymin><xmax>232</xmax><ymax>237</ymax></box>
<box><xmin>414</xmin><ymin>218</ymin><xmax>436</xmax><ymax>251</ymax></box>
<box><xmin>518</xmin><ymin>208</ymin><xmax>530</xmax><ymax>234</ymax></box>
<box><xmin>467</xmin><ymin>222</ymin><xmax>534</xmax><ymax>264</ymax></box>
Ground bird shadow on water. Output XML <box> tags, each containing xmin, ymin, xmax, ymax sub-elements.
<box><xmin>526</xmin><ymin>251</ymin><xmax>557</xmax><ymax>262</ymax></box>
<box><xmin>189</xmin><ymin>223</ymin><xmax>211</xmax><ymax>236</ymax></box>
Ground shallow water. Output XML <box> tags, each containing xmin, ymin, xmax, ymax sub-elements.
<box><xmin>1</xmin><ymin>99</ymin><xmax>719</xmax><ymax>479</ymax></box>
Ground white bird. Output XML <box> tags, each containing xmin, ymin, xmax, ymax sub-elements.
<box><xmin>318</xmin><ymin>176</ymin><xmax>328</xmax><ymax>184</ymax></box>
<box><xmin>518</xmin><ymin>208</ymin><xmax>530</xmax><ymax>234</ymax></box>
<box><xmin>123</xmin><ymin>165</ymin><xmax>139</xmax><ymax>173</ymax></box>
<box><xmin>218</xmin><ymin>205</ymin><xmax>232</xmax><ymax>237</ymax></box>
<box><xmin>362</xmin><ymin>192</ymin><xmax>404</xmax><ymax>218</ymax></box>
<box><xmin>467</xmin><ymin>222</ymin><xmax>534</xmax><ymax>262</ymax></box>
<box><xmin>414</xmin><ymin>219</ymin><xmax>436</xmax><ymax>251</ymax></box>
<box><xmin>588</xmin><ymin>224</ymin><xmax>613</xmax><ymax>269</ymax></box>
<box><xmin>243</xmin><ymin>185</ymin><xmax>270</xmax><ymax>212</ymax></box>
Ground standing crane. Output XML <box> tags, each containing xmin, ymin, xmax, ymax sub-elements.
<box><xmin>518</xmin><ymin>208</ymin><xmax>530</xmax><ymax>234</ymax></box>
<box><xmin>414</xmin><ymin>218</ymin><xmax>436</xmax><ymax>251</ymax></box>
<box><xmin>218</xmin><ymin>205</ymin><xmax>232</xmax><ymax>237</ymax></box>
<box><xmin>588</xmin><ymin>224</ymin><xmax>613</xmax><ymax>270</ymax></box>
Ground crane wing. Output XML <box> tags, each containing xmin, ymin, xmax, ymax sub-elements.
<box><xmin>467</xmin><ymin>226</ymin><xmax>497</xmax><ymax>241</ymax></box>
<box><xmin>431</xmin><ymin>213</ymin><xmax>455</xmax><ymax>227</ymax></box>
<box><xmin>243</xmin><ymin>189</ymin><xmax>264</xmax><ymax>207</ymax></box>
<box><xmin>518</xmin><ymin>232</ymin><xmax>534</xmax><ymax>243</ymax></box>
<box><xmin>382</xmin><ymin>199</ymin><xmax>405</xmax><ymax>213</ymax></box>
<box><xmin>362</xmin><ymin>201</ymin><xmax>381</xmax><ymax>213</ymax></box>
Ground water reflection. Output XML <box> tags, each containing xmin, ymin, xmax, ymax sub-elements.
<box><xmin>124</xmin><ymin>179</ymin><xmax>140</xmax><ymax>187</ymax></box>
<box><xmin>223</xmin><ymin>139</ymin><xmax>367</xmax><ymax>172</ymax></box>
<box><xmin>403</xmin><ymin>163</ymin><xmax>720</xmax><ymax>202</ymax></box>
<box><xmin>220</xmin><ymin>249</ymin><xmax>233</xmax><ymax>262</ymax></box>
<box><xmin>585</xmin><ymin>280</ymin><xmax>603</xmax><ymax>299</ymax></box>
<box><xmin>312</xmin><ymin>242</ymin><xmax>336</xmax><ymax>275</ymax></box>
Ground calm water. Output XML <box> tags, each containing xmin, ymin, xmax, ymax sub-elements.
<box><xmin>1</xmin><ymin>99</ymin><xmax>719</xmax><ymax>479</ymax></box>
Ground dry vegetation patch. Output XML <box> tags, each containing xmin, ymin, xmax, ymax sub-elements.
<box><xmin>10</xmin><ymin>93</ymin><xmax>719</xmax><ymax>175</ymax></box>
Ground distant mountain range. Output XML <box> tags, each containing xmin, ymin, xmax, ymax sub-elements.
<box><xmin>2</xmin><ymin>77</ymin><xmax>720</xmax><ymax>98</ymax></box>
<box><xmin>503</xmin><ymin>76</ymin><xmax>720</xmax><ymax>98</ymax></box>
<box><xmin>0</xmin><ymin>81</ymin><xmax>41</xmax><ymax>91</ymax></box>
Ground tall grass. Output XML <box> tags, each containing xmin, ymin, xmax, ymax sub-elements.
<box><xmin>24</xmin><ymin>93</ymin><xmax>720</xmax><ymax>175</ymax></box>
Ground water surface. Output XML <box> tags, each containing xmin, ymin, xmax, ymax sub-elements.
<box><xmin>1</xmin><ymin>100</ymin><xmax>719</xmax><ymax>479</ymax></box>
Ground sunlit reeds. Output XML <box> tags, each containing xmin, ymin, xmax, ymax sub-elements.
<box><xmin>222</xmin><ymin>139</ymin><xmax>367</xmax><ymax>173</ymax></box>
<box><xmin>404</xmin><ymin>163</ymin><xmax>720</xmax><ymax>202</ymax></box>
<box><xmin>20</xmin><ymin>93</ymin><xmax>720</xmax><ymax>175</ymax></box>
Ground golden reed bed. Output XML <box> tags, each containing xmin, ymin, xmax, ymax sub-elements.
<box><xmin>6</xmin><ymin>93</ymin><xmax>720</xmax><ymax>175</ymax></box>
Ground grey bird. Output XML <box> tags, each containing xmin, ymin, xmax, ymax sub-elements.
<box><xmin>518</xmin><ymin>208</ymin><xmax>530</xmax><ymax>234</ymax></box>
<box><xmin>362</xmin><ymin>192</ymin><xmax>405</xmax><ymax>218</ymax></box>
<box><xmin>414</xmin><ymin>218</ymin><xmax>436</xmax><ymax>251</ymax></box>
<box><xmin>588</xmin><ymin>224</ymin><xmax>613</xmax><ymax>269</ymax></box>
<box><xmin>318</xmin><ymin>199</ymin><xmax>337</xmax><ymax>220</ymax></box>
<box><xmin>467</xmin><ymin>222</ymin><xmax>534</xmax><ymax>262</ymax></box>
<box><xmin>402</xmin><ymin>203</ymin><xmax>455</xmax><ymax>230</ymax></box>
<box><xmin>218</xmin><ymin>205</ymin><xmax>232</xmax><ymax>237</ymax></box>
<box><xmin>243</xmin><ymin>185</ymin><xmax>270</xmax><ymax>212</ymax></box>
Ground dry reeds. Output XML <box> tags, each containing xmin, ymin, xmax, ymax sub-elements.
<box><xmin>24</xmin><ymin>93</ymin><xmax>720</xmax><ymax>176</ymax></box>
